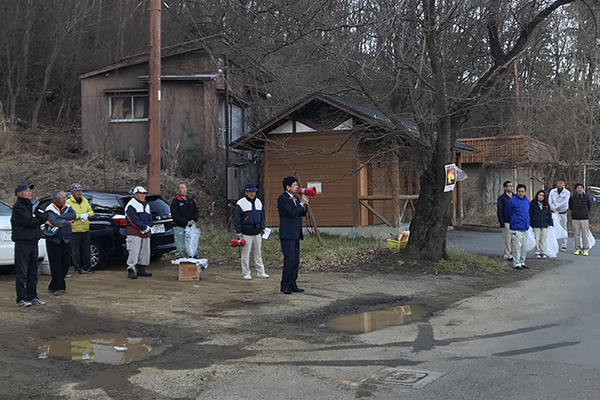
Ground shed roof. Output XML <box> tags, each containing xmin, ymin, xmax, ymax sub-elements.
<box><xmin>233</xmin><ymin>92</ymin><xmax>478</xmax><ymax>153</ymax></box>
<box><xmin>457</xmin><ymin>136</ymin><xmax>557</xmax><ymax>164</ymax></box>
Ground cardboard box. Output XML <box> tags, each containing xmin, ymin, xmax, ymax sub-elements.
<box><xmin>178</xmin><ymin>262</ymin><xmax>199</xmax><ymax>281</ymax></box>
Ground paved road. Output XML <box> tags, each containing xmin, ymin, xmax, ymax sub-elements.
<box><xmin>199</xmin><ymin>231</ymin><xmax>600</xmax><ymax>399</ymax></box>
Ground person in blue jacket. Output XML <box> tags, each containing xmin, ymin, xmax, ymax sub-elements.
<box><xmin>277</xmin><ymin>176</ymin><xmax>308</xmax><ymax>294</ymax></box>
<box><xmin>235</xmin><ymin>182</ymin><xmax>269</xmax><ymax>280</ymax></box>
<box><xmin>505</xmin><ymin>184</ymin><xmax>530</xmax><ymax>270</ymax></box>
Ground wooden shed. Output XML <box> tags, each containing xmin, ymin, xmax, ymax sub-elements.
<box><xmin>79</xmin><ymin>34</ymin><xmax>254</xmax><ymax>163</ymax></box>
<box><xmin>233</xmin><ymin>93</ymin><xmax>478</xmax><ymax>227</ymax></box>
<box><xmin>457</xmin><ymin>135</ymin><xmax>558</xmax><ymax>208</ymax></box>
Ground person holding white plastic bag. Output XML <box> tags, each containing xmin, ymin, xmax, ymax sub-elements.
<box><xmin>170</xmin><ymin>184</ymin><xmax>199</xmax><ymax>258</ymax></box>
<box><xmin>549</xmin><ymin>178</ymin><xmax>570</xmax><ymax>252</ymax></box>
<box><xmin>235</xmin><ymin>183</ymin><xmax>268</xmax><ymax>280</ymax></box>
<box><xmin>529</xmin><ymin>190</ymin><xmax>553</xmax><ymax>259</ymax></box>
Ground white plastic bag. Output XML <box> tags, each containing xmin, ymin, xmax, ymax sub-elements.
<box><xmin>185</xmin><ymin>225</ymin><xmax>201</xmax><ymax>257</ymax></box>
<box><xmin>544</xmin><ymin>227</ymin><xmax>558</xmax><ymax>258</ymax></box>
<box><xmin>527</xmin><ymin>228</ymin><xmax>536</xmax><ymax>251</ymax></box>
<box><xmin>552</xmin><ymin>213</ymin><xmax>567</xmax><ymax>240</ymax></box>
<box><xmin>38</xmin><ymin>254</ymin><xmax>51</xmax><ymax>276</ymax></box>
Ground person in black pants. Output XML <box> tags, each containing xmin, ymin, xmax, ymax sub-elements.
<box><xmin>44</xmin><ymin>190</ymin><xmax>76</xmax><ymax>296</ymax></box>
<box><xmin>11</xmin><ymin>183</ymin><xmax>48</xmax><ymax>307</ymax></box>
<box><xmin>277</xmin><ymin>176</ymin><xmax>308</xmax><ymax>294</ymax></box>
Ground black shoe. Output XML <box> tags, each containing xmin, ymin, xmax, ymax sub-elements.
<box><xmin>508</xmin><ymin>257</ymin><xmax>513</xmax><ymax>262</ymax></box>
<box><xmin>514</xmin><ymin>266</ymin><xmax>523</xmax><ymax>270</ymax></box>
<box><xmin>75</xmin><ymin>270</ymin><xmax>83</xmax><ymax>275</ymax></box>
<box><xmin>281</xmin><ymin>288</ymin><xmax>292</xmax><ymax>294</ymax></box>
<box><xmin>137</xmin><ymin>266</ymin><xmax>152</xmax><ymax>277</ymax></box>
<box><xmin>291</xmin><ymin>287</ymin><xmax>305</xmax><ymax>293</ymax></box>
<box><xmin>521</xmin><ymin>264</ymin><xmax>529</xmax><ymax>269</ymax></box>
<box><xmin>128</xmin><ymin>269</ymin><xmax>138</xmax><ymax>279</ymax></box>
<box><xmin>83</xmin><ymin>268</ymin><xmax>95</xmax><ymax>273</ymax></box>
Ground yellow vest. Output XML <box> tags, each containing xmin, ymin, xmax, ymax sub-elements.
<box><xmin>66</xmin><ymin>196</ymin><xmax>95</xmax><ymax>233</ymax></box>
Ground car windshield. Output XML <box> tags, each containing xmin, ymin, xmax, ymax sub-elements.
<box><xmin>89</xmin><ymin>197</ymin><xmax>122</xmax><ymax>214</ymax></box>
<box><xmin>0</xmin><ymin>200</ymin><xmax>11</xmax><ymax>216</ymax></box>
<box><xmin>148</xmin><ymin>198</ymin><xmax>171</xmax><ymax>219</ymax></box>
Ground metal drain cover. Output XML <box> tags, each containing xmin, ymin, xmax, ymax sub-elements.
<box><xmin>368</xmin><ymin>368</ymin><xmax>445</xmax><ymax>388</ymax></box>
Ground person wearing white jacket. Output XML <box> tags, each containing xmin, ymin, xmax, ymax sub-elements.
<box><xmin>548</xmin><ymin>178</ymin><xmax>570</xmax><ymax>252</ymax></box>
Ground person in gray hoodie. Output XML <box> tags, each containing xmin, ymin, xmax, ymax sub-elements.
<box><xmin>45</xmin><ymin>190</ymin><xmax>76</xmax><ymax>296</ymax></box>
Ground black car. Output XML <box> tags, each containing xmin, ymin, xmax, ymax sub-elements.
<box><xmin>39</xmin><ymin>190</ymin><xmax>175</xmax><ymax>269</ymax></box>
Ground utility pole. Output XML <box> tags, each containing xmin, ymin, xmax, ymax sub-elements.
<box><xmin>224</xmin><ymin>55</ymin><xmax>231</xmax><ymax>230</ymax></box>
<box><xmin>147</xmin><ymin>0</ymin><xmax>161</xmax><ymax>194</ymax></box>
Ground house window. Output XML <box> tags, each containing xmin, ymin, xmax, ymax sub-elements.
<box><xmin>109</xmin><ymin>95</ymin><xmax>148</xmax><ymax>122</ymax></box>
<box><xmin>218</xmin><ymin>97</ymin><xmax>249</xmax><ymax>147</ymax></box>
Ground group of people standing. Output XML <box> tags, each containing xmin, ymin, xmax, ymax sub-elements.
<box><xmin>498</xmin><ymin>178</ymin><xmax>593</xmax><ymax>270</ymax></box>
<box><xmin>11</xmin><ymin>183</ymin><xmax>94</xmax><ymax>307</ymax></box>
<box><xmin>11</xmin><ymin>175</ymin><xmax>309</xmax><ymax>307</ymax></box>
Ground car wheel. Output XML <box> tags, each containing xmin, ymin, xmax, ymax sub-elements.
<box><xmin>0</xmin><ymin>265</ymin><xmax>15</xmax><ymax>275</ymax></box>
<box><xmin>90</xmin><ymin>241</ymin><xmax>108</xmax><ymax>270</ymax></box>
<box><xmin>150</xmin><ymin>253</ymin><xmax>163</xmax><ymax>262</ymax></box>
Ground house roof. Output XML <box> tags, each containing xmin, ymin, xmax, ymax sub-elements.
<box><xmin>232</xmin><ymin>92</ymin><xmax>479</xmax><ymax>153</ymax></box>
<box><xmin>79</xmin><ymin>34</ymin><xmax>272</xmax><ymax>81</ymax></box>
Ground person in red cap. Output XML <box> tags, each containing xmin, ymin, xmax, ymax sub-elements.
<box><xmin>11</xmin><ymin>183</ymin><xmax>48</xmax><ymax>307</ymax></box>
<box><xmin>235</xmin><ymin>182</ymin><xmax>268</xmax><ymax>280</ymax></box>
<box><xmin>125</xmin><ymin>186</ymin><xmax>153</xmax><ymax>279</ymax></box>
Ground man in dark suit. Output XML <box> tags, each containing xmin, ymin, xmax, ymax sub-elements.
<box><xmin>278</xmin><ymin>176</ymin><xmax>308</xmax><ymax>294</ymax></box>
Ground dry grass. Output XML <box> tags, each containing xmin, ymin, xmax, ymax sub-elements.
<box><xmin>0</xmin><ymin>126</ymin><xmax>225</xmax><ymax>227</ymax></box>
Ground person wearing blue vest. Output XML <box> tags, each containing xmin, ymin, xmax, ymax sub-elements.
<box><xmin>277</xmin><ymin>176</ymin><xmax>308</xmax><ymax>294</ymax></box>
<box><xmin>505</xmin><ymin>184</ymin><xmax>530</xmax><ymax>270</ymax></box>
<box><xmin>235</xmin><ymin>183</ymin><xmax>268</xmax><ymax>280</ymax></box>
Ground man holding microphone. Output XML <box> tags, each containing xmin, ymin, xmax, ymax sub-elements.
<box><xmin>277</xmin><ymin>177</ymin><xmax>308</xmax><ymax>294</ymax></box>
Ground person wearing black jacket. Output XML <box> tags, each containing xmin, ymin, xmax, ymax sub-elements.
<box><xmin>497</xmin><ymin>181</ymin><xmax>513</xmax><ymax>261</ymax></box>
<box><xmin>569</xmin><ymin>184</ymin><xmax>592</xmax><ymax>256</ymax></box>
<box><xmin>170</xmin><ymin>184</ymin><xmax>199</xmax><ymax>258</ymax></box>
<box><xmin>235</xmin><ymin>183</ymin><xmax>268</xmax><ymax>280</ymax></box>
<box><xmin>11</xmin><ymin>183</ymin><xmax>48</xmax><ymax>307</ymax></box>
<box><xmin>529</xmin><ymin>190</ymin><xmax>553</xmax><ymax>258</ymax></box>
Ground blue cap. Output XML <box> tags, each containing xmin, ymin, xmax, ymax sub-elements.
<box><xmin>15</xmin><ymin>183</ymin><xmax>33</xmax><ymax>195</ymax></box>
<box><xmin>244</xmin><ymin>183</ymin><xmax>258</xmax><ymax>192</ymax></box>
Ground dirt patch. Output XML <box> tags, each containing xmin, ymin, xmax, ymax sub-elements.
<box><xmin>0</xmin><ymin>252</ymin><xmax>564</xmax><ymax>399</ymax></box>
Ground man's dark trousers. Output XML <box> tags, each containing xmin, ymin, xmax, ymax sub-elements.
<box><xmin>71</xmin><ymin>231</ymin><xmax>91</xmax><ymax>272</ymax></box>
<box><xmin>15</xmin><ymin>241</ymin><xmax>39</xmax><ymax>302</ymax></box>
<box><xmin>47</xmin><ymin>240</ymin><xmax>71</xmax><ymax>291</ymax></box>
<box><xmin>280</xmin><ymin>239</ymin><xmax>300</xmax><ymax>291</ymax></box>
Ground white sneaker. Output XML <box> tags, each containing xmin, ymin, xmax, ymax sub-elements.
<box><xmin>17</xmin><ymin>300</ymin><xmax>32</xmax><ymax>307</ymax></box>
<box><xmin>243</xmin><ymin>275</ymin><xmax>252</xmax><ymax>280</ymax></box>
<box><xmin>31</xmin><ymin>298</ymin><xmax>46</xmax><ymax>305</ymax></box>
<box><xmin>257</xmin><ymin>272</ymin><xmax>269</xmax><ymax>278</ymax></box>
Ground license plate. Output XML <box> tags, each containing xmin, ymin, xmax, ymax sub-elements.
<box><xmin>151</xmin><ymin>224</ymin><xmax>165</xmax><ymax>234</ymax></box>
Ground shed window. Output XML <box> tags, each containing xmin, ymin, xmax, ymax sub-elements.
<box><xmin>218</xmin><ymin>98</ymin><xmax>249</xmax><ymax>147</ymax></box>
<box><xmin>109</xmin><ymin>95</ymin><xmax>148</xmax><ymax>122</ymax></box>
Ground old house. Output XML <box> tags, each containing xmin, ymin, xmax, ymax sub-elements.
<box><xmin>232</xmin><ymin>93</ymin><xmax>478</xmax><ymax>228</ymax></box>
<box><xmin>457</xmin><ymin>135</ymin><xmax>558</xmax><ymax>223</ymax></box>
<box><xmin>79</xmin><ymin>34</ymin><xmax>255</xmax><ymax>168</ymax></box>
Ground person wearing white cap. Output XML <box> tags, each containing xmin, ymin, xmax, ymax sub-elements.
<box><xmin>124</xmin><ymin>186</ymin><xmax>154</xmax><ymax>279</ymax></box>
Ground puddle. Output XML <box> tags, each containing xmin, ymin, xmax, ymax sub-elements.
<box><xmin>38</xmin><ymin>334</ymin><xmax>170</xmax><ymax>365</ymax></box>
<box><xmin>324</xmin><ymin>305</ymin><xmax>435</xmax><ymax>334</ymax></box>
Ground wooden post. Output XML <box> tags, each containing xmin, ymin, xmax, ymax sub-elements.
<box><xmin>294</xmin><ymin>172</ymin><xmax>323</xmax><ymax>246</ymax></box>
<box><xmin>456</xmin><ymin>152</ymin><xmax>463</xmax><ymax>226</ymax></box>
<box><xmin>147</xmin><ymin>0</ymin><xmax>161</xmax><ymax>194</ymax></box>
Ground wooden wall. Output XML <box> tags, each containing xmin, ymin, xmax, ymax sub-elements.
<box><xmin>458</xmin><ymin>136</ymin><xmax>557</xmax><ymax>164</ymax></box>
<box><xmin>264</xmin><ymin>132</ymin><xmax>360</xmax><ymax>227</ymax></box>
